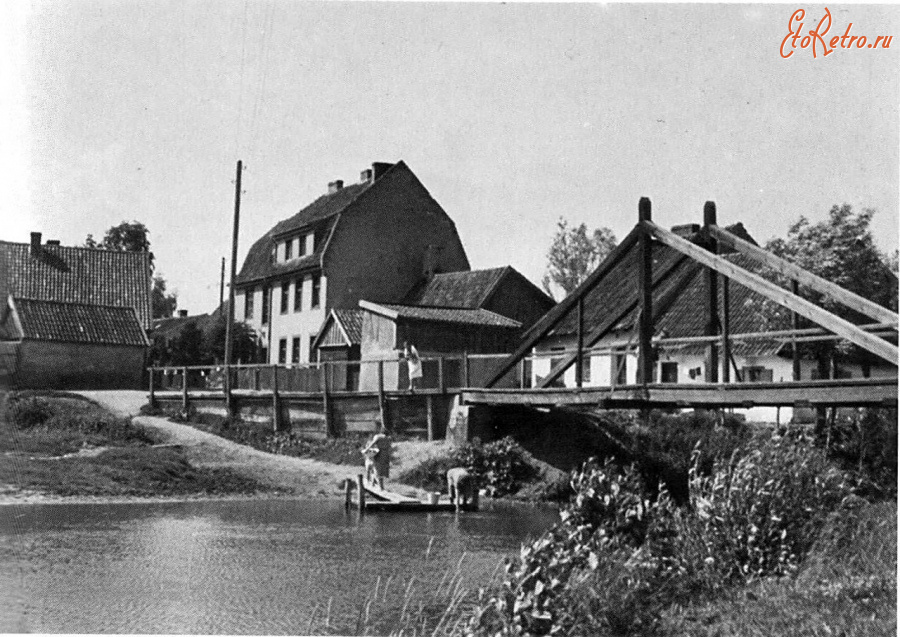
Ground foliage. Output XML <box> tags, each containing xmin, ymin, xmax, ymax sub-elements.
<box><xmin>765</xmin><ymin>204</ymin><xmax>898</xmax><ymax>366</ymax></box>
<box><xmin>152</xmin><ymin>274</ymin><xmax>178</xmax><ymax>319</ymax></box>
<box><xmin>463</xmin><ymin>434</ymin><xmax>856</xmax><ymax>636</ymax></box>
<box><xmin>149</xmin><ymin>315</ymin><xmax>260</xmax><ymax>366</ymax></box>
<box><xmin>822</xmin><ymin>407</ymin><xmax>897</xmax><ymax>497</ymax></box>
<box><xmin>399</xmin><ymin>437</ymin><xmax>537</xmax><ymax>497</ymax></box>
<box><xmin>542</xmin><ymin>217</ymin><xmax>616</xmax><ymax>299</ymax></box>
<box><xmin>203</xmin><ymin>313</ymin><xmax>260</xmax><ymax>364</ymax></box>
<box><xmin>7</xmin><ymin>395</ymin><xmax>55</xmax><ymax>428</ymax></box>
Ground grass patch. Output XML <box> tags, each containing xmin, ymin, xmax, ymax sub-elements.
<box><xmin>0</xmin><ymin>391</ymin><xmax>265</xmax><ymax>498</ymax></box>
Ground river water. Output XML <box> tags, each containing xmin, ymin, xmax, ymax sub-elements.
<box><xmin>0</xmin><ymin>498</ymin><xmax>558</xmax><ymax>635</ymax></box>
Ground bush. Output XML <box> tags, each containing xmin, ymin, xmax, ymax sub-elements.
<box><xmin>399</xmin><ymin>437</ymin><xmax>537</xmax><ymax>497</ymax></box>
<box><xmin>8</xmin><ymin>395</ymin><xmax>55</xmax><ymax>428</ymax></box>
<box><xmin>824</xmin><ymin>407</ymin><xmax>897</xmax><ymax>497</ymax></box>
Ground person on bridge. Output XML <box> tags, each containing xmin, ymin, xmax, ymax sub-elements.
<box><xmin>402</xmin><ymin>342</ymin><xmax>423</xmax><ymax>392</ymax></box>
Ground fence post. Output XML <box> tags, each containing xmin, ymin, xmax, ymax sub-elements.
<box><xmin>182</xmin><ymin>366</ymin><xmax>189</xmax><ymax>413</ymax></box>
<box><xmin>438</xmin><ymin>357</ymin><xmax>445</xmax><ymax>393</ymax></box>
<box><xmin>519</xmin><ymin>359</ymin><xmax>527</xmax><ymax>389</ymax></box>
<box><xmin>254</xmin><ymin>367</ymin><xmax>260</xmax><ymax>391</ymax></box>
<box><xmin>462</xmin><ymin>351</ymin><xmax>470</xmax><ymax>388</ymax></box>
<box><xmin>357</xmin><ymin>473</ymin><xmax>366</xmax><ymax>512</ymax></box>
<box><xmin>148</xmin><ymin>368</ymin><xmax>156</xmax><ymax>408</ymax></box>
<box><xmin>224</xmin><ymin>365</ymin><xmax>233</xmax><ymax>414</ymax></box>
<box><xmin>323</xmin><ymin>362</ymin><xmax>333</xmax><ymax>438</ymax></box>
<box><xmin>426</xmin><ymin>394</ymin><xmax>435</xmax><ymax>441</ymax></box>
<box><xmin>576</xmin><ymin>297</ymin><xmax>584</xmax><ymax>388</ymax></box>
<box><xmin>271</xmin><ymin>364</ymin><xmax>280</xmax><ymax>432</ymax></box>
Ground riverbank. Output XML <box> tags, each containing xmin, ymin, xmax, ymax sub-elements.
<box><xmin>0</xmin><ymin>390</ymin><xmax>444</xmax><ymax>505</ymax></box>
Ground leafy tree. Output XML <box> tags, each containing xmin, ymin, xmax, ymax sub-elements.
<box><xmin>765</xmin><ymin>204</ymin><xmax>898</xmax><ymax>374</ymax></box>
<box><xmin>167</xmin><ymin>321</ymin><xmax>205</xmax><ymax>366</ymax></box>
<box><xmin>542</xmin><ymin>218</ymin><xmax>617</xmax><ymax>299</ymax></box>
<box><xmin>152</xmin><ymin>275</ymin><xmax>178</xmax><ymax>319</ymax></box>
<box><xmin>203</xmin><ymin>314</ymin><xmax>260</xmax><ymax>364</ymax></box>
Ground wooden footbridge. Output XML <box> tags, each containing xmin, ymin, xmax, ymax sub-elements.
<box><xmin>461</xmin><ymin>199</ymin><xmax>897</xmax><ymax>412</ymax></box>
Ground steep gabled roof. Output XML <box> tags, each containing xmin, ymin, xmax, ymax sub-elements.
<box><xmin>334</xmin><ymin>308</ymin><xmax>364</xmax><ymax>344</ymax></box>
<box><xmin>10</xmin><ymin>297</ymin><xmax>149</xmax><ymax>347</ymax></box>
<box><xmin>403</xmin><ymin>267</ymin><xmax>509</xmax><ymax>308</ymax></box>
<box><xmin>0</xmin><ymin>241</ymin><xmax>152</xmax><ymax>328</ymax></box>
<box><xmin>235</xmin><ymin>177</ymin><xmax>375</xmax><ymax>286</ymax></box>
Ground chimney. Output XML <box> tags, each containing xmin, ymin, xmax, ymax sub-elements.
<box><xmin>328</xmin><ymin>180</ymin><xmax>343</xmax><ymax>194</ymax></box>
<box><xmin>178</xmin><ymin>309</ymin><xmax>188</xmax><ymax>318</ymax></box>
<box><xmin>371</xmin><ymin>162</ymin><xmax>393</xmax><ymax>180</ymax></box>
<box><xmin>46</xmin><ymin>240</ymin><xmax>60</xmax><ymax>246</ymax></box>
<box><xmin>359</xmin><ymin>168</ymin><xmax>373</xmax><ymax>183</ymax></box>
<box><xmin>671</xmin><ymin>224</ymin><xmax>700</xmax><ymax>238</ymax></box>
<box><xmin>30</xmin><ymin>232</ymin><xmax>42</xmax><ymax>256</ymax></box>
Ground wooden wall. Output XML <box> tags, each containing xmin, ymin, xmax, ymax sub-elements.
<box><xmin>14</xmin><ymin>340</ymin><xmax>145</xmax><ymax>389</ymax></box>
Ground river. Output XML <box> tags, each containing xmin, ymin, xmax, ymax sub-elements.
<box><xmin>0</xmin><ymin>498</ymin><xmax>559</xmax><ymax>635</ymax></box>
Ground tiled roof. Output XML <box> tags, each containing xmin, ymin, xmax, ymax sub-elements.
<box><xmin>1</xmin><ymin>241</ymin><xmax>152</xmax><ymax>328</ymax></box>
<box><xmin>12</xmin><ymin>297</ymin><xmax>149</xmax><ymax>346</ymax></box>
<box><xmin>334</xmin><ymin>308</ymin><xmax>364</xmax><ymax>344</ymax></box>
<box><xmin>375</xmin><ymin>303</ymin><xmax>522</xmax><ymax>328</ymax></box>
<box><xmin>549</xmin><ymin>231</ymin><xmax>794</xmax><ymax>357</ymax></box>
<box><xmin>403</xmin><ymin>267</ymin><xmax>509</xmax><ymax>308</ymax></box>
<box><xmin>235</xmin><ymin>180</ymin><xmax>373</xmax><ymax>285</ymax></box>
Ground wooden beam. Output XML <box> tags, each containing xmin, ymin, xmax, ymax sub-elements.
<box><xmin>575</xmin><ymin>297</ymin><xmax>584</xmax><ymax>388</ymax></box>
<box><xmin>709</xmin><ymin>224</ymin><xmax>899</xmax><ymax>326</ymax></box>
<box><xmin>535</xmin><ymin>252</ymin><xmax>691</xmax><ymax>388</ymax></box>
<box><xmin>639</xmin><ymin>197</ymin><xmax>654</xmax><ymax>385</ymax></box>
<box><xmin>791</xmin><ymin>279</ymin><xmax>801</xmax><ymax>381</ymax></box>
<box><xmin>484</xmin><ymin>225</ymin><xmax>642</xmax><ymax>387</ymax></box>
<box><xmin>644</xmin><ymin>220</ymin><xmax>899</xmax><ymax>364</ymax></box>
<box><xmin>704</xmin><ymin>202</ymin><xmax>719</xmax><ymax>383</ymax></box>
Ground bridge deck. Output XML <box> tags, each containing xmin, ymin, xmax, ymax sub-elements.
<box><xmin>462</xmin><ymin>378</ymin><xmax>898</xmax><ymax>408</ymax></box>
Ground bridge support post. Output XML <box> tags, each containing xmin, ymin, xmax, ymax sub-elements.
<box><xmin>704</xmin><ymin>202</ymin><xmax>719</xmax><ymax>383</ymax></box>
<box><xmin>272</xmin><ymin>364</ymin><xmax>281</xmax><ymax>432</ymax></box>
<box><xmin>638</xmin><ymin>198</ymin><xmax>654</xmax><ymax>385</ymax></box>
<box><xmin>148</xmin><ymin>368</ymin><xmax>156</xmax><ymax>408</ymax></box>
<box><xmin>182</xmin><ymin>366</ymin><xmax>189</xmax><ymax>413</ymax></box>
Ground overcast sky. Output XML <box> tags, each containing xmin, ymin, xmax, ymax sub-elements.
<box><xmin>3</xmin><ymin>2</ymin><xmax>898</xmax><ymax>313</ymax></box>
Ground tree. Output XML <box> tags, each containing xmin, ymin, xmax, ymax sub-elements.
<box><xmin>765</xmin><ymin>204</ymin><xmax>898</xmax><ymax>374</ymax></box>
<box><xmin>87</xmin><ymin>221</ymin><xmax>177</xmax><ymax>319</ymax></box>
<box><xmin>152</xmin><ymin>275</ymin><xmax>178</xmax><ymax>319</ymax></box>
<box><xmin>203</xmin><ymin>314</ymin><xmax>260</xmax><ymax>364</ymax></box>
<box><xmin>542</xmin><ymin>218</ymin><xmax>617</xmax><ymax>299</ymax></box>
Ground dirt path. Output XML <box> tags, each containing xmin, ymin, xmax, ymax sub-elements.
<box><xmin>78</xmin><ymin>391</ymin><xmax>441</xmax><ymax>499</ymax></box>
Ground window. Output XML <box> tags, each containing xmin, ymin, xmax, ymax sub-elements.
<box><xmin>291</xmin><ymin>337</ymin><xmax>301</xmax><ymax>364</ymax></box>
<box><xmin>280</xmin><ymin>283</ymin><xmax>289</xmax><ymax>314</ymax></box>
<box><xmin>261</xmin><ymin>286</ymin><xmax>270</xmax><ymax>325</ymax></box>
<box><xmin>294</xmin><ymin>278</ymin><xmax>303</xmax><ymax>312</ymax></box>
<box><xmin>660</xmin><ymin>362</ymin><xmax>678</xmax><ymax>383</ymax></box>
<box><xmin>244</xmin><ymin>289</ymin><xmax>255</xmax><ymax>320</ymax></box>
<box><xmin>311</xmin><ymin>274</ymin><xmax>321</xmax><ymax>308</ymax></box>
<box><xmin>308</xmin><ymin>335</ymin><xmax>318</xmax><ymax>363</ymax></box>
<box><xmin>278</xmin><ymin>338</ymin><xmax>287</xmax><ymax>364</ymax></box>
<box><xmin>284</xmin><ymin>239</ymin><xmax>292</xmax><ymax>261</ymax></box>
<box><xmin>580</xmin><ymin>354</ymin><xmax>591</xmax><ymax>385</ymax></box>
<box><xmin>298</xmin><ymin>234</ymin><xmax>307</xmax><ymax>257</ymax></box>
<box><xmin>612</xmin><ymin>353</ymin><xmax>628</xmax><ymax>385</ymax></box>
<box><xmin>741</xmin><ymin>366</ymin><xmax>773</xmax><ymax>383</ymax></box>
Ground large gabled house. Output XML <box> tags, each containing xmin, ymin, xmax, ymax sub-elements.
<box><xmin>234</xmin><ymin>160</ymin><xmax>470</xmax><ymax>366</ymax></box>
<box><xmin>0</xmin><ymin>233</ymin><xmax>151</xmax><ymax>389</ymax></box>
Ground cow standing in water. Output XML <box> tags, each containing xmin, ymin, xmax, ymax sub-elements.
<box><xmin>446</xmin><ymin>467</ymin><xmax>478</xmax><ymax>510</ymax></box>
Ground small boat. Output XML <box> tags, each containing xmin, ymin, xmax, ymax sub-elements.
<box><xmin>345</xmin><ymin>476</ymin><xmax>478</xmax><ymax>512</ymax></box>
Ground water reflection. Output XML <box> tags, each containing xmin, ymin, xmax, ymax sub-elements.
<box><xmin>0</xmin><ymin>499</ymin><xmax>558</xmax><ymax>634</ymax></box>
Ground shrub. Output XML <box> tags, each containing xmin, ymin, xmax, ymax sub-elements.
<box><xmin>8</xmin><ymin>395</ymin><xmax>55</xmax><ymax>428</ymax></box>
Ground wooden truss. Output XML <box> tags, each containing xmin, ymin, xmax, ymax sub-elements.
<box><xmin>483</xmin><ymin>198</ymin><xmax>898</xmax><ymax>406</ymax></box>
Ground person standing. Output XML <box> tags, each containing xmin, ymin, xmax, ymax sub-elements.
<box><xmin>361</xmin><ymin>429</ymin><xmax>391</xmax><ymax>489</ymax></box>
<box><xmin>403</xmin><ymin>342</ymin><xmax>423</xmax><ymax>392</ymax></box>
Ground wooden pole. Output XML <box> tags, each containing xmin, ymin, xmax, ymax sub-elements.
<box><xmin>720</xmin><ymin>232</ymin><xmax>731</xmax><ymax>384</ymax></box>
<box><xmin>219</xmin><ymin>256</ymin><xmax>225</xmax><ymax>311</ymax></box>
<box><xmin>344</xmin><ymin>478</ymin><xmax>353</xmax><ymax>510</ymax></box>
<box><xmin>323</xmin><ymin>363</ymin><xmax>332</xmax><ymax>437</ymax></box>
<box><xmin>462</xmin><ymin>351</ymin><xmax>470</xmax><ymax>388</ymax></box>
<box><xmin>575</xmin><ymin>296</ymin><xmax>584</xmax><ymax>388</ymax></box>
<box><xmin>438</xmin><ymin>357</ymin><xmax>445</xmax><ymax>393</ymax></box>
<box><xmin>148</xmin><ymin>368</ymin><xmax>156</xmax><ymax>408</ymax></box>
<box><xmin>426</xmin><ymin>394</ymin><xmax>435</xmax><ymax>441</ymax></box>
<box><xmin>224</xmin><ymin>160</ymin><xmax>242</xmax><ymax>414</ymax></box>
<box><xmin>377</xmin><ymin>360</ymin><xmax>388</xmax><ymax>431</ymax></box>
<box><xmin>357</xmin><ymin>473</ymin><xmax>365</xmax><ymax>511</ymax></box>
<box><xmin>792</xmin><ymin>279</ymin><xmax>801</xmax><ymax>381</ymax></box>
<box><xmin>704</xmin><ymin>202</ymin><xmax>719</xmax><ymax>383</ymax></box>
<box><xmin>254</xmin><ymin>367</ymin><xmax>260</xmax><ymax>391</ymax></box>
<box><xmin>271</xmin><ymin>364</ymin><xmax>280</xmax><ymax>431</ymax></box>
<box><xmin>638</xmin><ymin>197</ymin><xmax>654</xmax><ymax>385</ymax></box>
<box><xmin>519</xmin><ymin>359</ymin><xmax>527</xmax><ymax>389</ymax></box>
<box><xmin>182</xmin><ymin>366</ymin><xmax>189</xmax><ymax>412</ymax></box>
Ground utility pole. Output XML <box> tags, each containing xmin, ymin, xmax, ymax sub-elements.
<box><xmin>219</xmin><ymin>257</ymin><xmax>226</xmax><ymax>311</ymax></box>
<box><xmin>224</xmin><ymin>161</ymin><xmax>242</xmax><ymax>406</ymax></box>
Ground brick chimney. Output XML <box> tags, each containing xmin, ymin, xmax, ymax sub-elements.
<box><xmin>359</xmin><ymin>168</ymin><xmax>372</xmax><ymax>183</ymax></box>
<box><xmin>30</xmin><ymin>232</ymin><xmax>42</xmax><ymax>257</ymax></box>
<box><xmin>46</xmin><ymin>240</ymin><xmax>60</xmax><ymax>246</ymax></box>
<box><xmin>178</xmin><ymin>309</ymin><xmax>188</xmax><ymax>318</ymax></box>
<box><xmin>360</xmin><ymin>162</ymin><xmax>394</xmax><ymax>184</ymax></box>
<box><xmin>328</xmin><ymin>180</ymin><xmax>343</xmax><ymax>194</ymax></box>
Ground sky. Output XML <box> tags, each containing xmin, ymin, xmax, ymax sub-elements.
<box><xmin>2</xmin><ymin>1</ymin><xmax>898</xmax><ymax>313</ymax></box>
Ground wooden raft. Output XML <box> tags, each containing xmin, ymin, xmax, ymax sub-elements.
<box><xmin>345</xmin><ymin>474</ymin><xmax>477</xmax><ymax>513</ymax></box>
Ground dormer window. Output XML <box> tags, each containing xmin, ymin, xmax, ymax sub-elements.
<box><xmin>284</xmin><ymin>239</ymin><xmax>293</xmax><ymax>261</ymax></box>
<box><xmin>298</xmin><ymin>234</ymin><xmax>308</xmax><ymax>257</ymax></box>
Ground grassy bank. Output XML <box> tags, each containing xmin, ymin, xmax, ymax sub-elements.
<box><xmin>1</xmin><ymin>391</ymin><xmax>264</xmax><ymax>498</ymax></box>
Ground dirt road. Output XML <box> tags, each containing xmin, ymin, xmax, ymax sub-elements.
<box><xmin>79</xmin><ymin>391</ymin><xmax>443</xmax><ymax>499</ymax></box>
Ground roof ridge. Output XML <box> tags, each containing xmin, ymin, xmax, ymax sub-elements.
<box><xmin>0</xmin><ymin>240</ymin><xmax>151</xmax><ymax>258</ymax></box>
<box><xmin>13</xmin><ymin>296</ymin><xmax>146</xmax><ymax>312</ymax></box>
